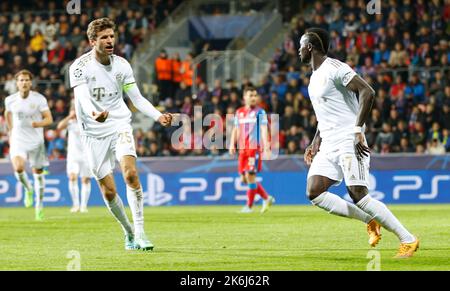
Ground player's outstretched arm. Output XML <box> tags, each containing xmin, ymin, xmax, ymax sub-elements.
<box><xmin>346</xmin><ymin>75</ymin><xmax>375</xmax><ymax>158</ymax></box>
<box><xmin>57</xmin><ymin>110</ymin><xmax>76</xmax><ymax>130</ymax></box>
<box><xmin>4</xmin><ymin>110</ymin><xmax>12</xmax><ymax>133</ymax></box>
<box><xmin>123</xmin><ymin>82</ymin><xmax>172</xmax><ymax>127</ymax></box>
<box><xmin>74</xmin><ymin>84</ymin><xmax>108</xmax><ymax>123</ymax></box>
<box><xmin>32</xmin><ymin>110</ymin><xmax>53</xmax><ymax>128</ymax></box>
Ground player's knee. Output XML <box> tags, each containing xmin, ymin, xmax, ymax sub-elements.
<box><xmin>82</xmin><ymin>177</ymin><xmax>90</xmax><ymax>184</ymax></box>
<box><xmin>347</xmin><ymin>186</ymin><xmax>368</xmax><ymax>203</ymax></box>
<box><xmin>246</xmin><ymin>172</ymin><xmax>256</xmax><ymax>183</ymax></box>
<box><xmin>306</xmin><ymin>182</ymin><xmax>324</xmax><ymax>201</ymax></box>
<box><xmin>69</xmin><ymin>174</ymin><xmax>77</xmax><ymax>181</ymax></box>
<box><xmin>124</xmin><ymin>168</ymin><xmax>139</xmax><ymax>187</ymax></box>
<box><xmin>33</xmin><ymin>168</ymin><xmax>43</xmax><ymax>174</ymax></box>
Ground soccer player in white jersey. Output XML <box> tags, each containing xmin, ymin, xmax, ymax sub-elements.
<box><xmin>4</xmin><ymin>70</ymin><xmax>53</xmax><ymax>221</ymax></box>
<box><xmin>57</xmin><ymin>106</ymin><xmax>92</xmax><ymax>213</ymax></box>
<box><xmin>299</xmin><ymin>28</ymin><xmax>419</xmax><ymax>258</ymax></box>
<box><xmin>69</xmin><ymin>18</ymin><xmax>172</xmax><ymax>251</ymax></box>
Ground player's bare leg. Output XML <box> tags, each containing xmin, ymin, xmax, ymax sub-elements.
<box><xmin>307</xmin><ymin>175</ymin><xmax>379</xmax><ymax>245</ymax></box>
<box><xmin>80</xmin><ymin>177</ymin><xmax>91</xmax><ymax>213</ymax></box>
<box><xmin>240</xmin><ymin>174</ymin><xmax>253</xmax><ymax>213</ymax></box>
<box><xmin>68</xmin><ymin>173</ymin><xmax>80</xmax><ymax>213</ymax></box>
<box><xmin>98</xmin><ymin>173</ymin><xmax>135</xmax><ymax>250</ymax></box>
<box><xmin>120</xmin><ymin>155</ymin><xmax>154</xmax><ymax>251</ymax></box>
<box><xmin>31</xmin><ymin>167</ymin><xmax>45</xmax><ymax>220</ymax></box>
<box><xmin>348</xmin><ymin>186</ymin><xmax>418</xmax><ymax>257</ymax></box>
<box><xmin>12</xmin><ymin>156</ymin><xmax>33</xmax><ymax>208</ymax></box>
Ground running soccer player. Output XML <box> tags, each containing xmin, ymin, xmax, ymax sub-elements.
<box><xmin>4</xmin><ymin>70</ymin><xmax>53</xmax><ymax>221</ymax></box>
<box><xmin>229</xmin><ymin>86</ymin><xmax>275</xmax><ymax>213</ymax></box>
<box><xmin>57</xmin><ymin>107</ymin><xmax>92</xmax><ymax>213</ymax></box>
<box><xmin>299</xmin><ymin>28</ymin><xmax>418</xmax><ymax>258</ymax></box>
<box><xmin>69</xmin><ymin>18</ymin><xmax>172</xmax><ymax>251</ymax></box>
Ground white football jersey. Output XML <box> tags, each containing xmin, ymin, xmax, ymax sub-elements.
<box><xmin>67</xmin><ymin>119</ymin><xmax>84</xmax><ymax>161</ymax></box>
<box><xmin>69</xmin><ymin>50</ymin><xmax>135</xmax><ymax>137</ymax></box>
<box><xmin>4</xmin><ymin>91</ymin><xmax>49</xmax><ymax>146</ymax></box>
<box><xmin>308</xmin><ymin>57</ymin><xmax>360</xmax><ymax>152</ymax></box>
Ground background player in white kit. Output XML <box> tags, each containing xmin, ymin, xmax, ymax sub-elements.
<box><xmin>57</xmin><ymin>106</ymin><xmax>92</xmax><ymax>213</ymax></box>
<box><xmin>299</xmin><ymin>28</ymin><xmax>419</xmax><ymax>258</ymax></box>
<box><xmin>69</xmin><ymin>18</ymin><xmax>172</xmax><ymax>251</ymax></box>
<box><xmin>4</xmin><ymin>70</ymin><xmax>53</xmax><ymax>221</ymax></box>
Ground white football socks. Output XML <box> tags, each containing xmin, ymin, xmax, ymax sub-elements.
<box><xmin>126</xmin><ymin>185</ymin><xmax>144</xmax><ymax>237</ymax></box>
<box><xmin>80</xmin><ymin>181</ymin><xmax>91</xmax><ymax>210</ymax></box>
<box><xmin>33</xmin><ymin>173</ymin><xmax>45</xmax><ymax>211</ymax></box>
<box><xmin>311</xmin><ymin>191</ymin><xmax>372</xmax><ymax>224</ymax></box>
<box><xmin>69</xmin><ymin>180</ymin><xmax>80</xmax><ymax>208</ymax></box>
<box><xmin>15</xmin><ymin>171</ymin><xmax>32</xmax><ymax>192</ymax></box>
<box><xmin>356</xmin><ymin>195</ymin><xmax>415</xmax><ymax>243</ymax></box>
<box><xmin>103</xmin><ymin>194</ymin><xmax>133</xmax><ymax>236</ymax></box>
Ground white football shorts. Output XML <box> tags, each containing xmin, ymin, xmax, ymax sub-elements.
<box><xmin>307</xmin><ymin>148</ymin><xmax>370</xmax><ymax>188</ymax></box>
<box><xmin>81</xmin><ymin>126</ymin><xmax>137</xmax><ymax>180</ymax></box>
<box><xmin>9</xmin><ymin>141</ymin><xmax>49</xmax><ymax>169</ymax></box>
<box><xmin>67</xmin><ymin>158</ymin><xmax>93</xmax><ymax>178</ymax></box>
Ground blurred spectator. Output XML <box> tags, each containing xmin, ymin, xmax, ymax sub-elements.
<box><xmin>171</xmin><ymin>52</ymin><xmax>182</xmax><ymax>93</ymax></box>
<box><xmin>398</xmin><ymin>137</ymin><xmax>414</xmax><ymax>153</ymax></box>
<box><xmin>375</xmin><ymin>123</ymin><xmax>394</xmax><ymax>152</ymax></box>
<box><xmin>155</xmin><ymin>49</ymin><xmax>173</xmax><ymax>101</ymax></box>
<box><xmin>0</xmin><ymin>0</ymin><xmax>448</xmax><ymax>157</ymax></box>
<box><xmin>426</xmin><ymin>138</ymin><xmax>446</xmax><ymax>154</ymax></box>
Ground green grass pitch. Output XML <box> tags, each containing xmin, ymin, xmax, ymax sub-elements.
<box><xmin>0</xmin><ymin>205</ymin><xmax>449</xmax><ymax>270</ymax></box>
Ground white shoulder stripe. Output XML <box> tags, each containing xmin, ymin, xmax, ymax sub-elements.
<box><xmin>328</xmin><ymin>58</ymin><xmax>342</xmax><ymax>68</ymax></box>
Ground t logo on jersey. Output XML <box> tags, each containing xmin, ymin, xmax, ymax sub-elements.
<box><xmin>92</xmin><ymin>87</ymin><xmax>105</xmax><ymax>101</ymax></box>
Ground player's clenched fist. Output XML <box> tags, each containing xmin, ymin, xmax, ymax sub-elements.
<box><xmin>304</xmin><ymin>144</ymin><xmax>315</xmax><ymax>166</ymax></box>
<box><xmin>92</xmin><ymin>111</ymin><xmax>109</xmax><ymax>123</ymax></box>
<box><xmin>158</xmin><ymin>113</ymin><xmax>173</xmax><ymax>127</ymax></box>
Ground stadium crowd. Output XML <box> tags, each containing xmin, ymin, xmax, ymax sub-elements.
<box><xmin>0</xmin><ymin>0</ymin><xmax>449</xmax><ymax>159</ymax></box>
<box><xmin>271</xmin><ymin>0</ymin><xmax>450</xmax><ymax>155</ymax></box>
<box><xmin>0</xmin><ymin>0</ymin><xmax>181</xmax><ymax>158</ymax></box>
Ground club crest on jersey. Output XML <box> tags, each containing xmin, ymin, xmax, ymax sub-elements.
<box><xmin>115</xmin><ymin>73</ymin><xmax>123</xmax><ymax>82</ymax></box>
<box><xmin>30</xmin><ymin>104</ymin><xmax>36</xmax><ymax>110</ymax></box>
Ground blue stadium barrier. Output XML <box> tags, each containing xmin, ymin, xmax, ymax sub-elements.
<box><xmin>0</xmin><ymin>155</ymin><xmax>449</xmax><ymax>207</ymax></box>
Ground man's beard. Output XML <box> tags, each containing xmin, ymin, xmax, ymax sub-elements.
<box><xmin>300</xmin><ymin>54</ymin><xmax>311</xmax><ymax>64</ymax></box>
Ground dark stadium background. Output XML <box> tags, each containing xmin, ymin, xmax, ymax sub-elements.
<box><xmin>0</xmin><ymin>0</ymin><xmax>448</xmax><ymax>159</ymax></box>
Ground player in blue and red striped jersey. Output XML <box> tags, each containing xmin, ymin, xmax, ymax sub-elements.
<box><xmin>229</xmin><ymin>86</ymin><xmax>275</xmax><ymax>213</ymax></box>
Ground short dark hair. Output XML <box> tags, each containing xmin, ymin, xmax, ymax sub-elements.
<box><xmin>243</xmin><ymin>85</ymin><xmax>256</xmax><ymax>93</ymax></box>
<box><xmin>305</xmin><ymin>27</ymin><xmax>330</xmax><ymax>54</ymax></box>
